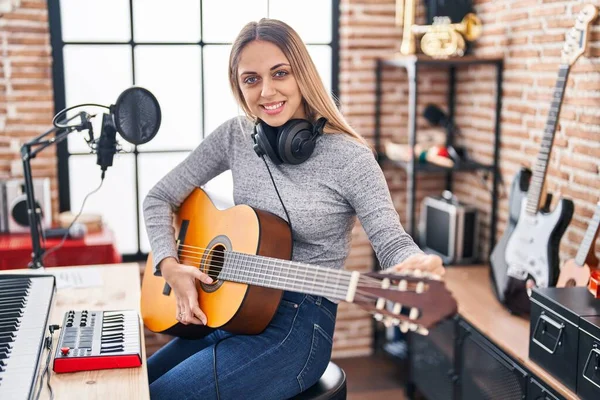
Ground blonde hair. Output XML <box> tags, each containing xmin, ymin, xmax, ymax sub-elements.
<box><xmin>228</xmin><ymin>18</ymin><xmax>368</xmax><ymax>147</ymax></box>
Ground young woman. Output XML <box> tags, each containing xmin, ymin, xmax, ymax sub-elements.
<box><xmin>144</xmin><ymin>18</ymin><xmax>444</xmax><ymax>400</ymax></box>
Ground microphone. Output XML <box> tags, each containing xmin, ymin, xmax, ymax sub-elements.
<box><xmin>44</xmin><ymin>222</ymin><xmax>87</xmax><ymax>240</ymax></box>
<box><xmin>95</xmin><ymin>87</ymin><xmax>162</xmax><ymax>173</ymax></box>
<box><xmin>96</xmin><ymin>114</ymin><xmax>118</xmax><ymax>172</ymax></box>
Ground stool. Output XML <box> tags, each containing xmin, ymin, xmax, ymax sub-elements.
<box><xmin>292</xmin><ymin>361</ymin><xmax>347</xmax><ymax>400</ymax></box>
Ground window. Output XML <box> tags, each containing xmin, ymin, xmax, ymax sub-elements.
<box><xmin>48</xmin><ymin>0</ymin><xmax>339</xmax><ymax>258</ymax></box>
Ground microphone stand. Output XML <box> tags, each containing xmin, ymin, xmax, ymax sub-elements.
<box><xmin>21</xmin><ymin>112</ymin><xmax>91</xmax><ymax>269</ymax></box>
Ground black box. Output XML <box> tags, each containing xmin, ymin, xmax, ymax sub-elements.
<box><xmin>418</xmin><ymin>193</ymin><xmax>478</xmax><ymax>265</ymax></box>
<box><xmin>529</xmin><ymin>287</ymin><xmax>600</xmax><ymax>392</ymax></box>
<box><xmin>578</xmin><ymin>316</ymin><xmax>600</xmax><ymax>399</ymax></box>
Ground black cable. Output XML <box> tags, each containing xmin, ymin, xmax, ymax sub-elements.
<box><xmin>52</xmin><ymin>103</ymin><xmax>109</xmax><ymax>129</ymax></box>
<box><xmin>35</xmin><ymin>324</ymin><xmax>60</xmax><ymax>400</ymax></box>
<box><xmin>42</xmin><ymin>172</ymin><xmax>105</xmax><ymax>263</ymax></box>
<box><xmin>260</xmin><ymin>156</ymin><xmax>293</xmax><ymax>233</ymax></box>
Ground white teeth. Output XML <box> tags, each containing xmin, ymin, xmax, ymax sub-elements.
<box><xmin>263</xmin><ymin>102</ymin><xmax>283</xmax><ymax>110</ymax></box>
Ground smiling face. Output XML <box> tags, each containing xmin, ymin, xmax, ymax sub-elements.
<box><xmin>237</xmin><ymin>40</ymin><xmax>305</xmax><ymax>127</ymax></box>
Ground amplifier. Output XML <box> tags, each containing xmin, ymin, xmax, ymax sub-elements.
<box><xmin>419</xmin><ymin>191</ymin><xmax>478</xmax><ymax>264</ymax></box>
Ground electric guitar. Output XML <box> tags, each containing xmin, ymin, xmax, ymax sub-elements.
<box><xmin>557</xmin><ymin>202</ymin><xmax>600</xmax><ymax>295</ymax></box>
<box><xmin>140</xmin><ymin>188</ymin><xmax>457</xmax><ymax>339</ymax></box>
<box><xmin>489</xmin><ymin>168</ymin><xmax>531</xmax><ymax>303</ymax></box>
<box><xmin>501</xmin><ymin>5</ymin><xmax>597</xmax><ymax>315</ymax></box>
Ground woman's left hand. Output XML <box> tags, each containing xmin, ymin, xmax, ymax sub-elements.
<box><xmin>386</xmin><ymin>253</ymin><xmax>445</xmax><ymax>278</ymax></box>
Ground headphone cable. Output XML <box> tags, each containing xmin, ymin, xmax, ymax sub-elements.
<box><xmin>260</xmin><ymin>156</ymin><xmax>293</xmax><ymax>234</ymax></box>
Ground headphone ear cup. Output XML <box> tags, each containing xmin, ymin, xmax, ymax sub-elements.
<box><xmin>278</xmin><ymin>120</ymin><xmax>315</xmax><ymax>165</ymax></box>
<box><xmin>254</xmin><ymin>123</ymin><xmax>283</xmax><ymax>165</ymax></box>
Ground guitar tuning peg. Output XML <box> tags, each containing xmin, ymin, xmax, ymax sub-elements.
<box><xmin>392</xmin><ymin>303</ymin><xmax>402</xmax><ymax>315</ymax></box>
<box><xmin>383</xmin><ymin>318</ymin><xmax>393</xmax><ymax>328</ymax></box>
<box><xmin>413</xmin><ymin>269</ymin><xmax>423</xmax><ymax>278</ymax></box>
<box><xmin>392</xmin><ymin>318</ymin><xmax>400</xmax><ymax>326</ymax></box>
<box><xmin>409</xmin><ymin>307</ymin><xmax>419</xmax><ymax>320</ymax></box>
<box><xmin>376</xmin><ymin>298</ymin><xmax>386</xmax><ymax>310</ymax></box>
<box><xmin>381</xmin><ymin>278</ymin><xmax>391</xmax><ymax>289</ymax></box>
<box><xmin>416</xmin><ymin>281</ymin><xmax>425</xmax><ymax>294</ymax></box>
<box><xmin>416</xmin><ymin>326</ymin><xmax>429</xmax><ymax>336</ymax></box>
<box><xmin>400</xmin><ymin>321</ymin><xmax>410</xmax><ymax>333</ymax></box>
<box><xmin>374</xmin><ymin>313</ymin><xmax>384</xmax><ymax>322</ymax></box>
<box><xmin>398</xmin><ymin>279</ymin><xmax>408</xmax><ymax>291</ymax></box>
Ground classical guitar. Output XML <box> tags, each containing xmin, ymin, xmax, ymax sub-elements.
<box><xmin>557</xmin><ymin>202</ymin><xmax>600</xmax><ymax>295</ymax></box>
<box><xmin>140</xmin><ymin>188</ymin><xmax>457</xmax><ymax>339</ymax></box>
<box><xmin>501</xmin><ymin>5</ymin><xmax>597</xmax><ymax>315</ymax></box>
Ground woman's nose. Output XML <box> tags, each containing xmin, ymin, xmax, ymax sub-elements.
<box><xmin>261</xmin><ymin>79</ymin><xmax>276</xmax><ymax>98</ymax></box>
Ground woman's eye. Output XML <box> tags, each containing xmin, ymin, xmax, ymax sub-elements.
<box><xmin>244</xmin><ymin>76</ymin><xmax>258</xmax><ymax>85</ymax></box>
<box><xmin>274</xmin><ymin>70</ymin><xmax>288</xmax><ymax>78</ymax></box>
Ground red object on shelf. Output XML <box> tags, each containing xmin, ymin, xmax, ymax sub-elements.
<box><xmin>589</xmin><ymin>269</ymin><xmax>600</xmax><ymax>299</ymax></box>
<box><xmin>0</xmin><ymin>227</ymin><xmax>122</xmax><ymax>269</ymax></box>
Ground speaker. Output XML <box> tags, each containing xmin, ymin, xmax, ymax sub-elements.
<box><xmin>418</xmin><ymin>191</ymin><xmax>478</xmax><ymax>264</ymax></box>
<box><xmin>5</xmin><ymin>178</ymin><xmax>52</xmax><ymax>234</ymax></box>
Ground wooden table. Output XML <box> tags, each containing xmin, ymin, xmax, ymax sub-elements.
<box><xmin>0</xmin><ymin>263</ymin><xmax>149</xmax><ymax>400</ymax></box>
<box><xmin>445</xmin><ymin>266</ymin><xmax>578</xmax><ymax>400</ymax></box>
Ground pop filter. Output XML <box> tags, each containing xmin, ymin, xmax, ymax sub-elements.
<box><xmin>112</xmin><ymin>87</ymin><xmax>161</xmax><ymax>145</ymax></box>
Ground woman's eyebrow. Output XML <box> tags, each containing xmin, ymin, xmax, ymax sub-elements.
<box><xmin>240</xmin><ymin>63</ymin><xmax>290</xmax><ymax>76</ymax></box>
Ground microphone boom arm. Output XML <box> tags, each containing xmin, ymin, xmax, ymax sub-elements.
<box><xmin>20</xmin><ymin>111</ymin><xmax>90</xmax><ymax>269</ymax></box>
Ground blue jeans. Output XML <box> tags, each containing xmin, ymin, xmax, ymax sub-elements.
<box><xmin>148</xmin><ymin>291</ymin><xmax>338</xmax><ymax>400</ymax></box>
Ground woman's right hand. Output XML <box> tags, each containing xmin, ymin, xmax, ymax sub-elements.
<box><xmin>159</xmin><ymin>257</ymin><xmax>213</xmax><ymax>325</ymax></box>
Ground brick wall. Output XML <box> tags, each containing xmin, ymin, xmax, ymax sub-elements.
<box><xmin>339</xmin><ymin>0</ymin><xmax>600</xmax><ymax>356</ymax></box>
<box><xmin>4</xmin><ymin>0</ymin><xmax>600</xmax><ymax>360</ymax></box>
<box><xmin>0</xmin><ymin>0</ymin><xmax>56</xmax><ymax>214</ymax></box>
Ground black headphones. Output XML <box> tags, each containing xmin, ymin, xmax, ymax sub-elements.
<box><xmin>252</xmin><ymin>117</ymin><xmax>327</xmax><ymax>165</ymax></box>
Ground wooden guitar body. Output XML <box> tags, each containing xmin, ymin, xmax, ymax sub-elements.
<box><xmin>140</xmin><ymin>188</ymin><xmax>292</xmax><ymax>338</ymax></box>
<box><xmin>557</xmin><ymin>259</ymin><xmax>591</xmax><ymax>288</ymax></box>
<box><xmin>557</xmin><ymin>201</ymin><xmax>600</xmax><ymax>298</ymax></box>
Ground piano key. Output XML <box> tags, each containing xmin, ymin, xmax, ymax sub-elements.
<box><xmin>0</xmin><ymin>276</ymin><xmax>54</xmax><ymax>400</ymax></box>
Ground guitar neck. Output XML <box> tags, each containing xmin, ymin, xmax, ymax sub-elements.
<box><xmin>575</xmin><ymin>205</ymin><xmax>600</xmax><ymax>266</ymax></box>
<box><xmin>525</xmin><ymin>65</ymin><xmax>570</xmax><ymax>216</ymax></box>
<box><xmin>219</xmin><ymin>251</ymin><xmax>356</xmax><ymax>302</ymax></box>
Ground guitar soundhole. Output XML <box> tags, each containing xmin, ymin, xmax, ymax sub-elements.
<box><xmin>203</xmin><ymin>245</ymin><xmax>225</xmax><ymax>283</ymax></box>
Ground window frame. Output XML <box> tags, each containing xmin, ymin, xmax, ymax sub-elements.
<box><xmin>47</xmin><ymin>0</ymin><xmax>340</xmax><ymax>261</ymax></box>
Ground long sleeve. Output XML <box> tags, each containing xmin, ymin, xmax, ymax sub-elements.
<box><xmin>142</xmin><ymin>118</ymin><xmax>240</xmax><ymax>275</ymax></box>
<box><xmin>338</xmin><ymin>150</ymin><xmax>423</xmax><ymax>269</ymax></box>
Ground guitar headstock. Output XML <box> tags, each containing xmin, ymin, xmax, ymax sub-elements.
<box><xmin>354</xmin><ymin>270</ymin><xmax>457</xmax><ymax>336</ymax></box>
<box><xmin>561</xmin><ymin>5</ymin><xmax>598</xmax><ymax>66</ymax></box>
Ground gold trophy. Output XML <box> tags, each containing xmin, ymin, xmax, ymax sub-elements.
<box><xmin>412</xmin><ymin>13</ymin><xmax>482</xmax><ymax>58</ymax></box>
<box><xmin>396</xmin><ymin>0</ymin><xmax>482</xmax><ymax>59</ymax></box>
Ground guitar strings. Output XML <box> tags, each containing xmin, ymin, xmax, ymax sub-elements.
<box><xmin>176</xmin><ymin>249</ymin><xmax>353</xmax><ymax>299</ymax></box>
<box><xmin>176</xmin><ymin>244</ymin><xmax>406</xmax><ymax>291</ymax></box>
<box><xmin>175</xmin><ymin>244</ymin><xmax>424</xmax><ymax>292</ymax></box>
<box><xmin>164</xmin><ymin>246</ymin><xmax>427</xmax><ymax>327</ymax></box>
<box><xmin>167</xmin><ymin>244</ymin><xmax>424</xmax><ymax>295</ymax></box>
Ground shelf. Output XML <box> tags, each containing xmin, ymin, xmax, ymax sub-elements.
<box><xmin>381</xmin><ymin>156</ymin><xmax>494</xmax><ymax>173</ymax></box>
<box><xmin>379</xmin><ymin>54</ymin><xmax>503</xmax><ymax>69</ymax></box>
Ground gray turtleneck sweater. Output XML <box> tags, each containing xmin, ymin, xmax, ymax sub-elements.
<box><xmin>143</xmin><ymin>116</ymin><xmax>422</xmax><ymax>280</ymax></box>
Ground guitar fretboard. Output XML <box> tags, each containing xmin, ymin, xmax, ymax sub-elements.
<box><xmin>219</xmin><ymin>251</ymin><xmax>353</xmax><ymax>301</ymax></box>
<box><xmin>525</xmin><ymin>65</ymin><xmax>570</xmax><ymax>216</ymax></box>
